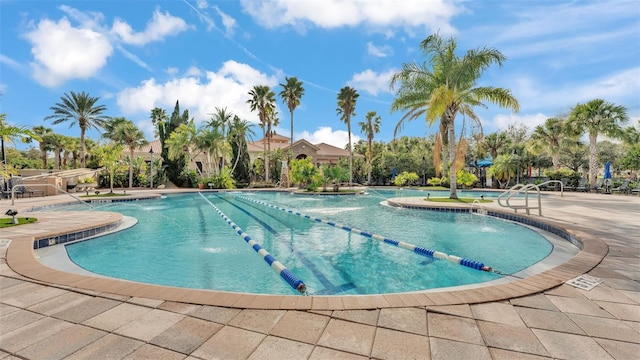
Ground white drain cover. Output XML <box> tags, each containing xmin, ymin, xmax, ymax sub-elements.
<box><xmin>566</xmin><ymin>274</ymin><xmax>603</xmax><ymax>291</ymax></box>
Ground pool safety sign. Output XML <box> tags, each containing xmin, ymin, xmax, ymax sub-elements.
<box><xmin>565</xmin><ymin>274</ymin><xmax>603</xmax><ymax>291</ymax></box>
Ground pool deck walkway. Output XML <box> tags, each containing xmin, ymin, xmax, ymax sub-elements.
<box><xmin>0</xmin><ymin>189</ymin><xmax>639</xmax><ymax>359</ymax></box>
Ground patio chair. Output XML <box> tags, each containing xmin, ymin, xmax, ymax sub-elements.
<box><xmin>1</xmin><ymin>178</ymin><xmax>11</xmax><ymax>199</ymax></box>
<box><xmin>594</xmin><ymin>179</ymin><xmax>607</xmax><ymax>193</ymax></box>
<box><xmin>8</xmin><ymin>176</ymin><xmax>45</xmax><ymax>198</ymax></box>
<box><xmin>572</xmin><ymin>178</ymin><xmax>589</xmax><ymax>192</ymax></box>
<box><xmin>611</xmin><ymin>179</ymin><xmax>631</xmax><ymax>195</ymax></box>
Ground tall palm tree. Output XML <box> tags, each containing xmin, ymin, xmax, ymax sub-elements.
<box><xmin>528</xmin><ymin>117</ymin><xmax>570</xmax><ymax>170</ymax></box>
<box><xmin>265</xmin><ymin>108</ymin><xmax>280</xmax><ymax>181</ymax></box>
<box><xmin>61</xmin><ymin>136</ymin><xmax>79</xmax><ymax>168</ymax></box>
<box><xmin>112</xmin><ymin>120</ymin><xmax>148</xmax><ymax>188</ymax></box>
<box><xmin>31</xmin><ymin>126</ymin><xmax>53</xmax><ymax>169</ymax></box>
<box><xmin>337</xmin><ymin>86</ymin><xmax>359</xmax><ymax>186</ymax></box>
<box><xmin>206</xmin><ymin>107</ymin><xmax>234</xmax><ymax>170</ymax></box>
<box><xmin>279</xmin><ymin>77</ymin><xmax>305</xmax><ymax>161</ymax></box>
<box><xmin>567</xmin><ymin>99</ymin><xmax>628</xmax><ymax>190</ymax></box>
<box><xmin>391</xmin><ymin>34</ymin><xmax>519</xmax><ymax>198</ymax></box>
<box><xmin>45</xmin><ymin>91</ymin><xmax>109</xmax><ymax>168</ymax></box>
<box><xmin>247</xmin><ymin>85</ymin><xmax>276</xmax><ymax>182</ymax></box>
<box><xmin>483</xmin><ymin>132</ymin><xmax>510</xmax><ymax>161</ymax></box>
<box><xmin>48</xmin><ymin>133</ymin><xmax>65</xmax><ymax>170</ymax></box>
<box><xmin>228</xmin><ymin>115</ymin><xmax>255</xmax><ymax>173</ymax></box>
<box><xmin>358</xmin><ymin>111</ymin><xmax>381</xmax><ymax>185</ymax></box>
<box><xmin>166</xmin><ymin>120</ymin><xmax>199</xmax><ymax>170</ymax></box>
<box><xmin>196</xmin><ymin>125</ymin><xmax>225</xmax><ymax>175</ymax></box>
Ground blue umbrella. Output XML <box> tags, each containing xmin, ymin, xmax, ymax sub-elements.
<box><xmin>477</xmin><ymin>158</ymin><xmax>493</xmax><ymax>167</ymax></box>
<box><xmin>391</xmin><ymin>167</ymin><xmax>397</xmax><ymax>179</ymax></box>
<box><xmin>604</xmin><ymin>162</ymin><xmax>612</xmax><ymax>180</ymax></box>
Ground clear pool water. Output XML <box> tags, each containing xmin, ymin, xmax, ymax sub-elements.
<box><xmin>64</xmin><ymin>189</ymin><xmax>553</xmax><ymax>295</ymax></box>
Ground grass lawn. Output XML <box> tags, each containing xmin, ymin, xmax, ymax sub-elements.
<box><xmin>0</xmin><ymin>217</ymin><xmax>37</xmax><ymax>228</ymax></box>
<box><xmin>424</xmin><ymin>197</ymin><xmax>493</xmax><ymax>204</ymax></box>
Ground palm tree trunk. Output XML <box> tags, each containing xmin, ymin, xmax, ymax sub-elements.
<box><xmin>448</xmin><ymin>117</ymin><xmax>458</xmax><ymax>199</ymax></box>
<box><xmin>348</xmin><ymin>118</ymin><xmax>353</xmax><ymax>186</ymax></box>
<box><xmin>266</xmin><ymin>130</ymin><xmax>271</xmax><ymax>182</ymax></box>
<box><xmin>367</xmin><ymin>138</ymin><xmax>372</xmax><ymax>185</ymax></box>
<box><xmin>289</xmin><ymin>110</ymin><xmax>294</xmax><ymax>162</ymax></box>
<box><xmin>80</xmin><ymin>129</ymin><xmax>86</xmax><ymax>168</ymax></box>
<box><xmin>589</xmin><ymin>133</ymin><xmax>598</xmax><ymax>190</ymax></box>
<box><xmin>262</xmin><ymin>128</ymin><xmax>267</xmax><ymax>182</ymax></box>
<box><xmin>40</xmin><ymin>144</ymin><xmax>47</xmax><ymax>169</ymax></box>
<box><xmin>129</xmin><ymin>148</ymin><xmax>134</xmax><ymax>189</ymax></box>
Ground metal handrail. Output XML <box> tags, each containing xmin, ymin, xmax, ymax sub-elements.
<box><xmin>497</xmin><ymin>180</ymin><xmax>564</xmax><ymax>216</ymax></box>
<box><xmin>11</xmin><ymin>183</ymin><xmax>90</xmax><ymax>208</ymax></box>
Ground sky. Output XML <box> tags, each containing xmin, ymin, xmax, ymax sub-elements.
<box><xmin>1</xmin><ymin>0</ymin><xmax>639</xmax><ymax>151</ymax></box>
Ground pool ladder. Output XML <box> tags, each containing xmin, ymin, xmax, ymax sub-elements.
<box><xmin>497</xmin><ymin>180</ymin><xmax>564</xmax><ymax>216</ymax></box>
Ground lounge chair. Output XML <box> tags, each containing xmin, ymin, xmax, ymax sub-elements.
<box><xmin>0</xmin><ymin>178</ymin><xmax>11</xmax><ymax>199</ymax></box>
<box><xmin>573</xmin><ymin>178</ymin><xmax>589</xmax><ymax>192</ymax></box>
<box><xmin>631</xmin><ymin>182</ymin><xmax>640</xmax><ymax>196</ymax></box>
<box><xmin>611</xmin><ymin>179</ymin><xmax>631</xmax><ymax>195</ymax></box>
<box><xmin>594</xmin><ymin>179</ymin><xmax>607</xmax><ymax>193</ymax></box>
<box><xmin>8</xmin><ymin>176</ymin><xmax>45</xmax><ymax>198</ymax></box>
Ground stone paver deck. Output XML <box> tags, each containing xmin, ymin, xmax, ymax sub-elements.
<box><xmin>1</xmin><ymin>189</ymin><xmax>638</xmax><ymax>359</ymax></box>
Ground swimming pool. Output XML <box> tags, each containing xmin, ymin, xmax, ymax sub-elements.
<box><xmin>62</xmin><ymin>189</ymin><xmax>555</xmax><ymax>295</ymax></box>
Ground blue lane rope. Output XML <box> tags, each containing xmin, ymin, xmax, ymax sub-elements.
<box><xmin>234</xmin><ymin>194</ymin><xmax>489</xmax><ymax>272</ymax></box>
<box><xmin>198</xmin><ymin>193</ymin><xmax>307</xmax><ymax>293</ymax></box>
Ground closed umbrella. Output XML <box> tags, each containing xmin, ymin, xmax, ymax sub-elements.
<box><xmin>604</xmin><ymin>161</ymin><xmax>612</xmax><ymax>192</ymax></box>
<box><xmin>604</xmin><ymin>161</ymin><xmax>611</xmax><ymax>180</ymax></box>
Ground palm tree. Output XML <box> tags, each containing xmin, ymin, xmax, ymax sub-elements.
<box><xmin>45</xmin><ymin>91</ymin><xmax>110</xmax><ymax>168</ymax></box>
<box><xmin>0</xmin><ymin>114</ymin><xmax>42</xmax><ymax>170</ymax></box>
<box><xmin>279</xmin><ymin>77</ymin><xmax>305</xmax><ymax>161</ymax></box>
<box><xmin>247</xmin><ymin>85</ymin><xmax>276</xmax><ymax>182</ymax></box>
<box><xmin>358</xmin><ymin>111</ymin><xmax>381</xmax><ymax>185</ymax></box>
<box><xmin>483</xmin><ymin>132</ymin><xmax>510</xmax><ymax>161</ymax></box>
<box><xmin>111</xmin><ymin>119</ymin><xmax>148</xmax><ymax>188</ymax></box>
<box><xmin>48</xmin><ymin>133</ymin><xmax>65</xmax><ymax>170</ymax></box>
<box><xmin>61</xmin><ymin>136</ymin><xmax>79</xmax><ymax>168</ymax></box>
<box><xmin>206</xmin><ymin>107</ymin><xmax>234</xmax><ymax>170</ymax></box>
<box><xmin>567</xmin><ymin>99</ymin><xmax>628</xmax><ymax>190</ymax></box>
<box><xmin>265</xmin><ymin>108</ymin><xmax>280</xmax><ymax>181</ymax></box>
<box><xmin>337</xmin><ymin>86</ymin><xmax>359</xmax><ymax>186</ymax></box>
<box><xmin>391</xmin><ymin>34</ymin><xmax>519</xmax><ymax>198</ymax></box>
<box><xmin>528</xmin><ymin>117</ymin><xmax>571</xmax><ymax>170</ymax></box>
<box><xmin>166</xmin><ymin>120</ymin><xmax>199</xmax><ymax>171</ymax></box>
<box><xmin>31</xmin><ymin>126</ymin><xmax>53</xmax><ymax>169</ymax></box>
<box><xmin>196</xmin><ymin>125</ymin><xmax>225</xmax><ymax>176</ymax></box>
<box><xmin>228</xmin><ymin>115</ymin><xmax>255</xmax><ymax>173</ymax></box>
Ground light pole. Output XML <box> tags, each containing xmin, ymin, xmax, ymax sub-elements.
<box><xmin>149</xmin><ymin>147</ymin><xmax>154</xmax><ymax>189</ymax></box>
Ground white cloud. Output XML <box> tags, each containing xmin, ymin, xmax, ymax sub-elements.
<box><xmin>111</xmin><ymin>9</ymin><xmax>190</xmax><ymax>46</ymax></box>
<box><xmin>298</xmin><ymin>126</ymin><xmax>361</xmax><ymax>149</ymax></box>
<box><xmin>240</xmin><ymin>0</ymin><xmax>458</xmax><ymax>34</ymax></box>
<box><xmin>116</xmin><ymin>60</ymin><xmax>278</xmax><ymax>132</ymax></box>
<box><xmin>24</xmin><ymin>17</ymin><xmax>113</xmax><ymax>87</ymax></box>
<box><xmin>0</xmin><ymin>54</ymin><xmax>25</xmax><ymax>71</ymax></box>
<box><xmin>196</xmin><ymin>0</ymin><xmax>209</xmax><ymax>9</ymax></box>
<box><xmin>489</xmin><ymin>113</ymin><xmax>548</xmax><ymax>133</ymax></box>
<box><xmin>347</xmin><ymin>69</ymin><xmax>395</xmax><ymax>96</ymax></box>
<box><xmin>185</xmin><ymin>66</ymin><xmax>202</xmax><ymax>77</ymax></box>
<box><xmin>509</xmin><ymin>67</ymin><xmax>640</xmax><ymax>115</ymax></box>
<box><xmin>165</xmin><ymin>67</ymin><xmax>179</xmax><ymax>76</ymax></box>
<box><xmin>367</xmin><ymin>42</ymin><xmax>393</xmax><ymax>57</ymax></box>
<box><xmin>214</xmin><ymin>6</ymin><xmax>237</xmax><ymax>37</ymax></box>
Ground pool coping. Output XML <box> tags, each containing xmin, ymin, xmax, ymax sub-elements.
<box><xmin>4</xmin><ymin>192</ymin><xmax>607</xmax><ymax>310</ymax></box>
